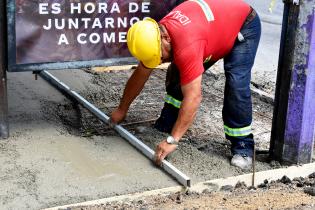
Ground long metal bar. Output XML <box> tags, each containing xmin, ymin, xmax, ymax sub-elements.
<box><xmin>0</xmin><ymin>0</ymin><xmax>9</xmax><ymax>139</ymax></box>
<box><xmin>39</xmin><ymin>70</ymin><xmax>191</xmax><ymax>187</ymax></box>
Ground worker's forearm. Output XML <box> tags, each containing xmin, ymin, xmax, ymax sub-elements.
<box><xmin>118</xmin><ymin>64</ymin><xmax>152</xmax><ymax>111</ymax></box>
<box><xmin>171</xmin><ymin>95</ymin><xmax>201</xmax><ymax>141</ymax></box>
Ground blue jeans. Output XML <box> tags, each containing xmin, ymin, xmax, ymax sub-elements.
<box><xmin>223</xmin><ymin>13</ymin><xmax>261</xmax><ymax>157</ymax></box>
<box><xmin>155</xmin><ymin>12</ymin><xmax>261</xmax><ymax>157</ymax></box>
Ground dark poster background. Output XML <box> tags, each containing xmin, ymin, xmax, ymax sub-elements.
<box><xmin>14</xmin><ymin>0</ymin><xmax>181</xmax><ymax>65</ymax></box>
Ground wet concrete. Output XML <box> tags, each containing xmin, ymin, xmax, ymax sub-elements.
<box><xmin>1</xmin><ymin>71</ymin><xmax>178</xmax><ymax>210</ymax></box>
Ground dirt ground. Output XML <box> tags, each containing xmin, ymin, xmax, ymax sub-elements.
<box><xmin>68</xmin><ymin>174</ymin><xmax>315</xmax><ymax>210</ymax></box>
<box><xmin>72</xmin><ymin>189</ymin><xmax>315</xmax><ymax>210</ymax></box>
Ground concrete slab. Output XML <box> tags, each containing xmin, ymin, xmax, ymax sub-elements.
<box><xmin>0</xmin><ymin>71</ymin><xmax>177</xmax><ymax>210</ymax></box>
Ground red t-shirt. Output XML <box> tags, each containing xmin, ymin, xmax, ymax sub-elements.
<box><xmin>159</xmin><ymin>0</ymin><xmax>250</xmax><ymax>85</ymax></box>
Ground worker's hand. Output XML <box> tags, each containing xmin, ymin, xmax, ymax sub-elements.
<box><xmin>154</xmin><ymin>140</ymin><xmax>177</xmax><ymax>166</ymax></box>
<box><xmin>110</xmin><ymin>107</ymin><xmax>127</xmax><ymax>126</ymax></box>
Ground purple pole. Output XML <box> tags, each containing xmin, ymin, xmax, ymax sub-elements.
<box><xmin>271</xmin><ymin>1</ymin><xmax>315</xmax><ymax>164</ymax></box>
<box><xmin>284</xmin><ymin>4</ymin><xmax>315</xmax><ymax>163</ymax></box>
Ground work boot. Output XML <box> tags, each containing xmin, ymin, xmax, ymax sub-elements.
<box><xmin>231</xmin><ymin>154</ymin><xmax>252</xmax><ymax>170</ymax></box>
<box><xmin>154</xmin><ymin>103</ymin><xmax>179</xmax><ymax>134</ymax></box>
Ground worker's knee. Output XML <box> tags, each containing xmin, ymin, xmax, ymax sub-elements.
<box><xmin>154</xmin><ymin>103</ymin><xmax>179</xmax><ymax>134</ymax></box>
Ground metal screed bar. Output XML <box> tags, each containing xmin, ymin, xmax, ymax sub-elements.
<box><xmin>39</xmin><ymin>70</ymin><xmax>191</xmax><ymax>187</ymax></box>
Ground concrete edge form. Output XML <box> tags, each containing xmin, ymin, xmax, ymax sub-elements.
<box><xmin>45</xmin><ymin>162</ymin><xmax>315</xmax><ymax>210</ymax></box>
<box><xmin>39</xmin><ymin>70</ymin><xmax>191</xmax><ymax>187</ymax></box>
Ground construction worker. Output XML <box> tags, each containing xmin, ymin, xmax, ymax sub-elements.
<box><xmin>110</xmin><ymin>0</ymin><xmax>261</xmax><ymax>170</ymax></box>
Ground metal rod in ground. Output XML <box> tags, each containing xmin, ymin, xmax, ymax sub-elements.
<box><xmin>252</xmin><ymin>143</ymin><xmax>256</xmax><ymax>187</ymax></box>
<box><xmin>39</xmin><ymin>70</ymin><xmax>191</xmax><ymax>187</ymax></box>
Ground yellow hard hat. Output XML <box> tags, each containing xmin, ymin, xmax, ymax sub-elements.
<box><xmin>127</xmin><ymin>18</ymin><xmax>161</xmax><ymax>69</ymax></box>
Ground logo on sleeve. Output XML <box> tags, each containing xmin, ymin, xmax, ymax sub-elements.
<box><xmin>165</xmin><ymin>10</ymin><xmax>192</xmax><ymax>26</ymax></box>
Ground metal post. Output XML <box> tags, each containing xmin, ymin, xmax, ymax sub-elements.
<box><xmin>0</xmin><ymin>0</ymin><xmax>9</xmax><ymax>138</ymax></box>
<box><xmin>39</xmin><ymin>70</ymin><xmax>191</xmax><ymax>187</ymax></box>
<box><xmin>270</xmin><ymin>0</ymin><xmax>315</xmax><ymax>164</ymax></box>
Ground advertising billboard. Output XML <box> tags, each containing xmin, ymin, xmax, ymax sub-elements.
<box><xmin>7</xmin><ymin>0</ymin><xmax>181</xmax><ymax>71</ymax></box>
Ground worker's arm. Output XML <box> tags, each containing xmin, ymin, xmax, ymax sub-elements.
<box><xmin>171</xmin><ymin>75</ymin><xmax>202</xmax><ymax>140</ymax></box>
<box><xmin>155</xmin><ymin>75</ymin><xmax>202</xmax><ymax>165</ymax></box>
<box><xmin>111</xmin><ymin>62</ymin><xmax>153</xmax><ymax>124</ymax></box>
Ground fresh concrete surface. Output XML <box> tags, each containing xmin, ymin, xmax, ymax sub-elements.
<box><xmin>1</xmin><ymin>71</ymin><xmax>178</xmax><ymax>210</ymax></box>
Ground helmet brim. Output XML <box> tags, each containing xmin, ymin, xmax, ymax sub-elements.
<box><xmin>142</xmin><ymin>56</ymin><xmax>161</xmax><ymax>69</ymax></box>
